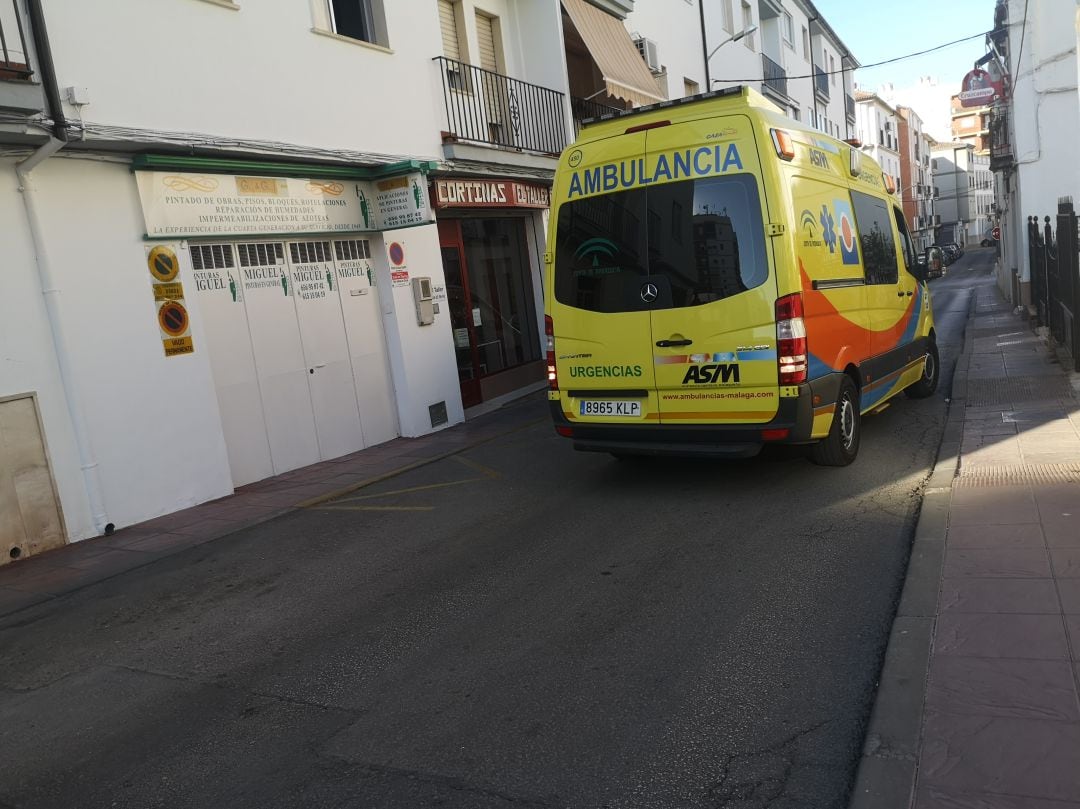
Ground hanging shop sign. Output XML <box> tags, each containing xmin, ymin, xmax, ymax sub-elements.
<box><xmin>136</xmin><ymin>171</ymin><xmax>434</xmax><ymax>238</ymax></box>
<box><xmin>958</xmin><ymin>68</ymin><xmax>1005</xmax><ymax>108</ymax></box>
<box><xmin>144</xmin><ymin>244</ymin><xmax>194</xmax><ymax>357</ymax></box>
<box><xmin>431</xmin><ymin>178</ymin><xmax>550</xmax><ymax>209</ymax></box>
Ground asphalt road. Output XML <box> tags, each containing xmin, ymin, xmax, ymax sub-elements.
<box><xmin>0</xmin><ymin>250</ymin><xmax>996</xmax><ymax>809</ymax></box>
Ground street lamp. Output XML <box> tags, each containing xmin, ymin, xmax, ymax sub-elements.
<box><xmin>707</xmin><ymin>24</ymin><xmax>758</xmax><ymax>64</ymax></box>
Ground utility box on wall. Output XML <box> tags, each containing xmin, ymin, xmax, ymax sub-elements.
<box><xmin>412</xmin><ymin>277</ymin><xmax>434</xmax><ymax>326</ymax></box>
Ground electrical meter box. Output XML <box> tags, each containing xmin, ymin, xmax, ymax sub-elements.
<box><xmin>412</xmin><ymin>277</ymin><xmax>435</xmax><ymax>326</ymax></box>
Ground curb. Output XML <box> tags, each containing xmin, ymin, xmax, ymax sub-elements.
<box><xmin>0</xmin><ymin>408</ymin><xmax>548</xmax><ymax>623</ymax></box>
<box><xmin>847</xmin><ymin>294</ymin><xmax>974</xmax><ymax>809</ymax></box>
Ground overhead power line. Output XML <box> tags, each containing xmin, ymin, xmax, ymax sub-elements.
<box><xmin>712</xmin><ymin>30</ymin><xmax>991</xmax><ymax>83</ymax></box>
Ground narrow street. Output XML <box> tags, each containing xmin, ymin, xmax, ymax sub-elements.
<box><xmin>0</xmin><ymin>251</ymin><xmax>995</xmax><ymax>809</ymax></box>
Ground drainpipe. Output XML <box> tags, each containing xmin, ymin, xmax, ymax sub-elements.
<box><xmin>698</xmin><ymin>0</ymin><xmax>710</xmax><ymax>89</ymax></box>
<box><xmin>15</xmin><ymin>0</ymin><xmax>110</xmax><ymax>535</ymax></box>
<box><xmin>808</xmin><ymin>16</ymin><xmax>819</xmax><ymax>130</ymax></box>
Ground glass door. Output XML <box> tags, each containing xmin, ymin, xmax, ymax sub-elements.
<box><xmin>438</xmin><ymin>220</ymin><xmax>482</xmax><ymax>408</ymax></box>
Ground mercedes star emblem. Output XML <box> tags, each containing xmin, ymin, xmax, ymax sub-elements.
<box><xmin>640</xmin><ymin>282</ymin><xmax>659</xmax><ymax>303</ymax></box>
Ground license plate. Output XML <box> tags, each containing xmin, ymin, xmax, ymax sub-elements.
<box><xmin>578</xmin><ymin>400</ymin><xmax>642</xmax><ymax>417</ymax></box>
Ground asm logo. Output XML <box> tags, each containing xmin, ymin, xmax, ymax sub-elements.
<box><xmin>681</xmin><ymin>363</ymin><xmax>740</xmax><ymax>384</ymax></box>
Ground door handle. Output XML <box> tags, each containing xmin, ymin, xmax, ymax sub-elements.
<box><xmin>897</xmin><ymin>291</ymin><xmax>905</xmax><ymax>297</ymax></box>
<box><xmin>656</xmin><ymin>339</ymin><xmax>693</xmax><ymax>348</ymax></box>
<box><xmin>315</xmin><ymin>363</ymin><xmax>327</xmax><ymax>368</ymax></box>
<box><xmin>906</xmin><ymin>291</ymin><xmax>914</xmax><ymax>297</ymax></box>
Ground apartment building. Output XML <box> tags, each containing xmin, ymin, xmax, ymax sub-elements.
<box><xmin>704</xmin><ymin>0</ymin><xmax>858</xmax><ymax>139</ymax></box>
<box><xmin>854</xmin><ymin>91</ymin><xmax>902</xmax><ymax>191</ymax></box>
<box><xmin>931</xmin><ymin>142</ymin><xmax>993</xmax><ymax>246</ymax></box>
<box><xmin>897</xmin><ymin>106</ymin><xmax>937</xmax><ymax>252</ymax></box>
<box><xmin>950</xmin><ymin>93</ymin><xmax>990</xmax><ymax>154</ymax></box>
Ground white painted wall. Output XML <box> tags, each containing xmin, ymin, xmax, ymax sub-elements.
<box><xmin>370</xmin><ymin>224</ymin><xmax>465</xmax><ymax>436</ymax></box>
<box><xmin>625</xmin><ymin>0</ymin><xmax>706</xmax><ymax>98</ymax></box>
<box><xmin>42</xmin><ymin>0</ymin><xmax>568</xmax><ymax>163</ymax></box>
<box><xmin>0</xmin><ymin>158</ymin><xmax>94</xmax><ymax>540</ymax></box>
<box><xmin>703</xmin><ymin>0</ymin><xmax>763</xmax><ymax>98</ymax></box>
<box><xmin>511</xmin><ymin>0</ymin><xmax>573</xmax><ymax>137</ymax></box>
<box><xmin>1010</xmin><ymin>0</ymin><xmax>1079</xmax><ymax>227</ymax></box>
<box><xmin>11</xmin><ymin>156</ymin><xmax>235</xmax><ymax>535</ymax></box>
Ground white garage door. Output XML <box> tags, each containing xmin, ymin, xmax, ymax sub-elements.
<box><xmin>189</xmin><ymin>238</ymin><xmax>398</xmax><ymax>487</ymax></box>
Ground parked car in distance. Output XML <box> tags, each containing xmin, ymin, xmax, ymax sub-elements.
<box><xmin>980</xmin><ymin>237</ymin><xmax>999</xmax><ymax>247</ymax></box>
<box><xmin>935</xmin><ymin>243</ymin><xmax>961</xmax><ymax>263</ymax></box>
<box><xmin>924</xmin><ymin>246</ymin><xmax>945</xmax><ymax>278</ymax></box>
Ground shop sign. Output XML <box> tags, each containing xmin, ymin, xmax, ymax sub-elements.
<box><xmin>144</xmin><ymin>244</ymin><xmax>194</xmax><ymax>357</ymax></box>
<box><xmin>432</xmin><ymin>179</ymin><xmax>550</xmax><ymax>209</ymax></box>
<box><xmin>958</xmin><ymin>68</ymin><xmax>1004</xmax><ymax>108</ymax></box>
<box><xmin>136</xmin><ymin>171</ymin><xmax>434</xmax><ymax>238</ymax></box>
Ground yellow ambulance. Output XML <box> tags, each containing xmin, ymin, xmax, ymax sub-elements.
<box><xmin>544</xmin><ymin>86</ymin><xmax>938</xmax><ymax>465</ymax></box>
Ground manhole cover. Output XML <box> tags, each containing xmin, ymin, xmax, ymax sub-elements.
<box><xmin>965</xmin><ymin>376</ymin><xmax>1074</xmax><ymax>406</ymax></box>
<box><xmin>955</xmin><ymin>463</ymin><xmax>1080</xmax><ymax>487</ymax></box>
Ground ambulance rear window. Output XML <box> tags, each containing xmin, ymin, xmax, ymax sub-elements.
<box><xmin>554</xmin><ymin>174</ymin><xmax>768</xmax><ymax>312</ymax></box>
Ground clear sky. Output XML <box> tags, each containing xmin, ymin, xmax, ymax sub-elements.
<box><xmin>809</xmin><ymin>0</ymin><xmax>994</xmax><ymax>92</ymax></box>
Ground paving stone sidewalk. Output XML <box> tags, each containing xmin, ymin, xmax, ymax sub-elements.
<box><xmin>913</xmin><ymin>287</ymin><xmax>1080</xmax><ymax>807</ymax></box>
<box><xmin>0</xmin><ymin>392</ymin><xmax>548</xmax><ymax>619</ymax></box>
<box><xmin>854</xmin><ymin>283</ymin><xmax>1080</xmax><ymax>809</ymax></box>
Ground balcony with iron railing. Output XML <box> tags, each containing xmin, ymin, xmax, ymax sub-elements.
<box><xmin>0</xmin><ymin>0</ymin><xmax>31</xmax><ymax>80</ymax></box>
<box><xmin>761</xmin><ymin>54</ymin><xmax>787</xmax><ymax>101</ymax></box>
<box><xmin>988</xmin><ymin>106</ymin><xmax>1013</xmax><ymax>171</ymax></box>
<box><xmin>571</xmin><ymin>95</ymin><xmax>623</xmax><ymax>134</ymax></box>
<box><xmin>814</xmin><ymin>67</ymin><xmax>829</xmax><ymax>101</ymax></box>
<box><xmin>0</xmin><ymin>0</ymin><xmax>45</xmax><ymax>116</ymax></box>
<box><xmin>433</xmin><ymin>56</ymin><xmax>569</xmax><ymax>158</ymax></box>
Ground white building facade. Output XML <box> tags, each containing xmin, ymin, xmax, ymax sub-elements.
<box><xmin>986</xmin><ymin>0</ymin><xmax>1080</xmax><ymax>305</ymax></box>
<box><xmin>854</xmin><ymin>91</ymin><xmax>902</xmax><ymax>192</ymax></box>
<box><xmin>704</xmin><ymin>0</ymin><xmax>858</xmax><ymax>139</ymax></box>
<box><xmin>0</xmin><ymin>0</ymin><xmax>574</xmax><ymax>559</ymax></box>
<box><xmin>931</xmin><ymin>142</ymin><xmax>992</xmax><ymax>247</ymax></box>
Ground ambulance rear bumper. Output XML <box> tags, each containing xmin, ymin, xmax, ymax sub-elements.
<box><xmin>550</xmin><ymin>375</ymin><xmax>843</xmax><ymax>458</ymax></box>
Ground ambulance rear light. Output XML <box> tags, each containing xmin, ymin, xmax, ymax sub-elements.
<box><xmin>761</xmin><ymin>428</ymin><xmax>790</xmax><ymax>442</ymax></box>
<box><xmin>625</xmin><ymin>119</ymin><xmax>671</xmax><ymax>134</ymax></box>
<box><xmin>775</xmin><ymin>293</ymin><xmax>807</xmax><ymax>385</ymax></box>
<box><xmin>770</xmin><ymin>128</ymin><xmax>795</xmax><ymax>161</ymax></box>
<box><xmin>555</xmin><ymin>425</ymin><xmax>574</xmax><ymax>438</ymax></box>
<box><xmin>545</xmin><ymin>315</ymin><xmax>558</xmax><ymax>390</ymax></box>
<box><xmin>883</xmin><ymin>173</ymin><xmax>897</xmax><ymax>194</ymax></box>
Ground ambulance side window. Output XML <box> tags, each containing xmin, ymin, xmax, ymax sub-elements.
<box><xmin>892</xmin><ymin>207</ymin><xmax>916</xmax><ymax>273</ymax></box>
<box><xmin>850</xmin><ymin>190</ymin><xmax>898</xmax><ymax>285</ymax></box>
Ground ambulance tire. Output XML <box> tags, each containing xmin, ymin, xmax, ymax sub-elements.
<box><xmin>905</xmin><ymin>340</ymin><xmax>940</xmax><ymax>399</ymax></box>
<box><xmin>810</xmin><ymin>376</ymin><xmax>861</xmax><ymax>467</ymax></box>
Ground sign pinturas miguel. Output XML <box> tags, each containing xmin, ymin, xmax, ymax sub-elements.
<box><xmin>136</xmin><ymin>171</ymin><xmax>434</xmax><ymax>238</ymax></box>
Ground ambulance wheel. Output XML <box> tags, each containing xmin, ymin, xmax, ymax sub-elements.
<box><xmin>905</xmin><ymin>340</ymin><xmax>940</xmax><ymax>399</ymax></box>
<box><xmin>810</xmin><ymin>377</ymin><xmax>860</xmax><ymax>467</ymax></box>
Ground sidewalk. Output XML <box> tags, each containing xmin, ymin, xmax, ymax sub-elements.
<box><xmin>853</xmin><ymin>282</ymin><xmax>1080</xmax><ymax>808</ymax></box>
<box><xmin>0</xmin><ymin>392</ymin><xmax>548</xmax><ymax>620</ymax></box>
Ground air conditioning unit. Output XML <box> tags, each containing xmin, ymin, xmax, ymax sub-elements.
<box><xmin>634</xmin><ymin>37</ymin><xmax>662</xmax><ymax>74</ymax></box>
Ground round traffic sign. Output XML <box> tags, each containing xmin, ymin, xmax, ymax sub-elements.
<box><xmin>158</xmin><ymin>300</ymin><xmax>189</xmax><ymax>337</ymax></box>
<box><xmin>148</xmin><ymin>246</ymin><xmax>180</xmax><ymax>282</ymax></box>
<box><xmin>388</xmin><ymin>241</ymin><xmax>405</xmax><ymax>266</ymax></box>
<box><xmin>992</xmin><ymin>226</ymin><xmax>1001</xmax><ymax>240</ymax></box>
